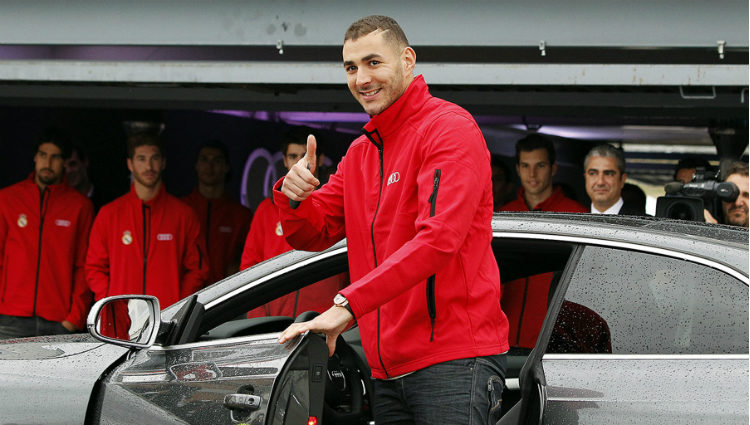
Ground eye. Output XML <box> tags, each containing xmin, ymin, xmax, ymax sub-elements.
<box><xmin>345</xmin><ymin>65</ymin><xmax>357</xmax><ymax>73</ymax></box>
<box><xmin>369</xmin><ymin>60</ymin><xmax>380</xmax><ymax>66</ymax></box>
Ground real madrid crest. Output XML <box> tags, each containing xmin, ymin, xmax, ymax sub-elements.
<box><xmin>122</xmin><ymin>230</ymin><xmax>133</xmax><ymax>245</ymax></box>
<box><xmin>17</xmin><ymin>214</ymin><xmax>27</xmax><ymax>228</ymax></box>
<box><xmin>275</xmin><ymin>221</ymin><xmax>284</xmax><ymax>236</ymax></box>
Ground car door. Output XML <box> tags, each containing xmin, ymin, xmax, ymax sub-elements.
<box><xmin>94</xmin><ymin>328</ymin><xmax>329</xmax><ymax>425</ymax></box>
<box><xmin>504</xmin><ymin>244</ymin><xmax>749</xmax><ymax>425</ymax></box>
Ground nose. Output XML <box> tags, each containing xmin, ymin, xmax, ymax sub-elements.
<box><xmin>356</xmin><ymin>68</ymin><xmax>371</xmax><ymax>87</ymax></box>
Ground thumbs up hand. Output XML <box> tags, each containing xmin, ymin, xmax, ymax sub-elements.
<box><xmin>281</xmin><ymin>134</ymin><xmax>321</xmax><ymax>206</ymax></box>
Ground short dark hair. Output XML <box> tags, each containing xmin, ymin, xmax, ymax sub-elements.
<box><xmin>515</xmin><ymin>134</ymin><xmax>556</xmax><ymax>165</ymax></box>
<box><xmin>281</xmin><ymin>126</ymin><xmax>324</xmax><ymax>157</ymax></box>
<box><xmin>725</xmin><ymin>160</ymin><xmax>749</xmax><ymax>178</ymax></box>
<box><xmin>584</xmin><ymin>144</ymin><xmax>626</xmax><ymax>174</ymax></box>
<box><xmin>70</xmin><ymin>143</ymin><xmax>88</xmax><ymax>162</ymax></box>
<box><xmin>126</xmin><ymin>132</ymin><xmax>165</xmax><ymax>159</ymax></box>
<box><xmin>36</xmin><ymin>127</ymin><xmax>72</xmax><ymax>160</ymax></box>
<box><xmin>196</xmin><ymin>139</ymin><xmax>229</xmax><ymax>164</ymax></box>
<box><xmin>673</xmin><ymin>157</ymin><xmax>712</xmax><ymax>180</ymax></box>
<box><xmin>345</xmin><ymin>15</ymin><xmax>410</xmax><ymax>50</ymax></box>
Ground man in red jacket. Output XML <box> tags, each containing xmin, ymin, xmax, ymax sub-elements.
<box><xmin>0</xmin><ymin>128</ymin><xmax>94</xmax><ymax>339</ymax></box>
<box><xmin>277</xmin><ymin>16</ymin><xmax>508</xmax><ymax>425</ymax></box>
<box><xmin>241</xmin><ymin>127</ymin><xmax>346</xmax><ymax>318</ymax></box>
<box><xmin>183</xmin><ymin>140</ymin><xmax>252</xmax><ymax>285</ymax></box>
<box><xmin>86</xmin><ymin>133</ymin><xmax>208</xmax><ymax>310</ymax></box>
<box><xmin>501</xmin><ymin>134</ymin><xmax>588</xmax><ymax>213</ymax></box>
<box><xmin>500</xmin><ymin>134</ymin><xmax>586</xmax><ymax>351</ymax></box>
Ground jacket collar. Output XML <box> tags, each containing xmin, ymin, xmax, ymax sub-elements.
<box><xmin>128</xmin><ymin>182</ymin><xmax>167</xmax><ymax>207</ymax></box>
<box><xmin>515</xmin><ymin>186</ymin><xmax>567</xmax><ymax>211</ymax></box>
<box><xmin>26</xmin><ymin>172</ymin><xmax>68</xmax><ymax>194</ymax></box>
<box><xmin>362</xmin><ymin>75</ymin><xmax>430</xmax><ymax>139</ymax></box>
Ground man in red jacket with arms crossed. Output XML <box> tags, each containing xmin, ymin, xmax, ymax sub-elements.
<box><xmin>277</xmin><ymin>15</ymin><xmax>509</xmax><ymax>425</ymax></box>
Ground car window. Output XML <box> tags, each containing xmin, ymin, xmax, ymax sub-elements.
<box><xmin>546</xmin><ymin>246</ymin><xmax>748</xmax><ymax>355</ymax></box>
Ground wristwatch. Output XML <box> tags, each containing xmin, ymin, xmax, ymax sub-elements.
<box><xmin>334</xmin><ymin>294</ymin><xmax>354</xmax><ymax>317</ymax></box>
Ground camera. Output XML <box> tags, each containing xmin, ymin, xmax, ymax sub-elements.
<box><xmin>656</xmin><ymin>168</ymin><xmax>740</xmax><ymax>222</ymax></box>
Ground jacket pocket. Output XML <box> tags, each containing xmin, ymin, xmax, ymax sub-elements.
<box><xmin>426</xmin><ymin>168</ymin><xmax>441</xmax><ymax>341</ymax></box>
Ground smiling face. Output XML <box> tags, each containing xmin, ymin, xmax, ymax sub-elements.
<box><xmin>585</xmin><ymin>155</ymin><xmax>627</xmax><ymax>211</ymax></box>
<box><xmin>517</xmin><ymin>148</ymin><xmax>557</xmax><ymax>199</ymax></box>
<box><xmin>342</xmin><ymin>30</ymin><xmax>415</xmax><ymax>116</ymax></box>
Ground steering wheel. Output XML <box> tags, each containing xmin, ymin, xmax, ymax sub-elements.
<box><xmin>294</xmin><ymin>311</ymin><xmax>373</xmax><ymax>424</ymax></box>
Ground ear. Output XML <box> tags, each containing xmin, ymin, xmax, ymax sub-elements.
<box><xmin>551</xmin><ymin>163</ymin><xmax>559</xmax><ymax>176</ymax></box>
<box><xmin>126</xmin><ymin>158</ymin><xmax>133</xmax><ymax>173</ymax></box>
<box><xmin>402</xmin><ymin>46</ymin><xmax>416</xmax><ymax>74</ymax></box>
<box><xmin>620</xmin><ymin>172</ymin><xmax>627</xmax><ymax>188</ymax></box>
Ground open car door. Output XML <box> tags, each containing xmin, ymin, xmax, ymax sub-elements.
<box><xmin>87</xmin><ymin>296</ymin><xmax>330</xmax><ymax>425</ymax></box>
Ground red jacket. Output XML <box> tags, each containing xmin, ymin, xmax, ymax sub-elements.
<box><xmin>86</xmin><ymin>184</ymin><xmax>208</xmax><ymax>308</ymax></box>
<box><xmin>182</xmin><ymin>190</ymin><xmax>252</xmax><ymax>284</ymax></box>
<box><xmin>274</xmin><ymin>76</ymin><xmax>509</xmax><ymax>379</ymax></box>
<box><xmin>500</xmin><ymin>186</ymin><xmax>587</xmax><ymax>213</ymax></box>
<box><xmin>0</xmin><ymin>175</ymin><xmax>94</xmax><ymax>329</ymax></box>
<box><xmin>241</xmin><ymin>197</ymin><xmax>347</xmax><ymax>318</ymax></box>
<box><xmin>240</xmin><ymin>197</ymin><xmax>290</xmax><ymax>270</ymax></box>
<box><xmin>500</xmin><ymin>186</ymin><xmax>586</xmax><ymax>348</ymax></box>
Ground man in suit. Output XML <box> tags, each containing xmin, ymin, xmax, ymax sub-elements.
<box><xmin>584</xmin><ymin>144</ymin><xmax>644</xmax><ymax>215</ymax></box>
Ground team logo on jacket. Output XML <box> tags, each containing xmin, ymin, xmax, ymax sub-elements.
<box><xmin>122</xmin><ymin>230</ymin><xmax>133</xmax><ymax>245</ymax></box>
<box><xmin>55</xmin><ymin>219</ymin><xmax>71</xmax><ymax>228</ymax></box>
<box><xmin>157</xmin><ymin>233</ymin><xmax>174</xmax><ymax>241</ymax></box>
<box><xmin>387</xmin><ymin>172</ymin><xmax>400</xmax><ymax>186</ymax></box>
<box><xmin>275</xmin><ymin>222</ymin><xmax>284</xmax><ymax>236</ymax></box>
<box><xmin>17</xmin><ymin>214</ymin><xmax>27</xmax><ymax>228</ymax></box>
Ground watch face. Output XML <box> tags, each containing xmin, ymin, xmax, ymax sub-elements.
<box><xmin>334</xmin><ymin>294</ymin><xmax>346</xmax><ymax>305</ymax></box>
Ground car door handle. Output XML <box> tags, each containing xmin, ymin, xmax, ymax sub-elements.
<box><xmin>223</xmin><ymin>393</ymin><xmax>262</xmax><ymax>411</ymax></box>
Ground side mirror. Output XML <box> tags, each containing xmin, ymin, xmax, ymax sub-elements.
<box><xmin>87</xmin><ymin>295</ymin><xmax>161</xmax><ymax>348</ymax></box>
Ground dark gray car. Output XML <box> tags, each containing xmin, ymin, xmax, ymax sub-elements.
<box><xmin>0</xmin><ymin>213</ymin><xmax>747</xmax><ymax>424</ymax></box>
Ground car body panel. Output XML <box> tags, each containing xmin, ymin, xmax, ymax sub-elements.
<box><xmin>0</xmin><ymin>334</ymin><xmax>128</xmax><ymax>425</ymax></box>
<box><xmin>542</xmin><ymin>356</ymin><xmax>749</xmax><ymax>424</ymax></box>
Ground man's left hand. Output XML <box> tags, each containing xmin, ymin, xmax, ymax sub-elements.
<box><xmin>278</xmin><ymin>305</ymin><xmax>353</xmax><ymax>357</ymax></box>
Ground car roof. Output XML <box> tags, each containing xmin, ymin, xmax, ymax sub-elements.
<box><xmin>492</xmin><ymin>212</ymin><xmax>749</xmax><ymax>278</ymax></box>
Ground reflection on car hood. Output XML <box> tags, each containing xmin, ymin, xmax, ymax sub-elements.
<box><xmin>0</xmin><ymin>334</ymin><xmax>130</xmax><ymax>424</ymax></box>
<box><xmin>0</xmin><ymin>333</ymin><xmax>105</xmax><ymax>360</ymax></box>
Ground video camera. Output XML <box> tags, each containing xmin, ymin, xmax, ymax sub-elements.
<box><xmin>656</xmin><ymin>168</ymin><xmax>739</xmax><ymax>222</ymax></box>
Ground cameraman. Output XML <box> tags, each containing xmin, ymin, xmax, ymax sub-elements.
<box><xmin>704</xmin><ymin>161</ymin><xmax>748</xmax><ymax>227</ymax></box>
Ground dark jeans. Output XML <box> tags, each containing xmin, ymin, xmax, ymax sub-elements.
<box><xmin>0</xmin><ymin>314</ymin><xmax>72</xmax><ymax>340</ymax></box>
<box><xmin>372</xmin><ymin>354</ymin><xmax>507</xmax><ymax>425</ymax></box>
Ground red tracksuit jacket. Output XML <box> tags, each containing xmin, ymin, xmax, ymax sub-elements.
<box><xmin>86</xmin><ymin>184</ymin><xmax>208</xmax><ymax>308</ymax></box>
<box><xmin>182</xmin><ymin>190</ymin><xmax>252</xmax><ymax>284</ymax></box>
<box><xmin>0</xmin><ymin>175</ymin><xmax>94</xmax><ymax>329</ymax></box>
<box><xmin>274</xmin><ymin>76</ymin><xmax>509</xmax><ymax>379</ymax></box>
<box><xmin>500</xmin><ymin>186</ymin><xmax>586</xmax><ymax>348</ymax></box>
<box><xmin>241</xmin><ymin>197</ymin><xmax>347</xmax><ymax>318</ymax></box>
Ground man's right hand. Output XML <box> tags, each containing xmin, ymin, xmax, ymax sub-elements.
<box><xmin>281</xmin><ymin>134</ymin><xmax>320</xmax><ymax>203</ymax></box>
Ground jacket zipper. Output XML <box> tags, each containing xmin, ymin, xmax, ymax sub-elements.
<box><xmin>426</xmin><ymin>169</ymin><xmax>441</xmax><ymax>341</ymax></box>
<box><xmin>142</xmin><ymin>203</ymin><xmax>150</xmax><ymax>294</ymax></box>
<box><xmin>363</xmin><ymin>127</ymin><xmax>390</xmax><ymax>378</ymax></box>
<box><xmin>32</xmin><ymin>187</ymin><xmax>48</xmax><ymax>317</ymax></box>
<box><xmin>205</xmin><ymin>200</ymin><xmax>212</xmax><ymax>252</ymax></box>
